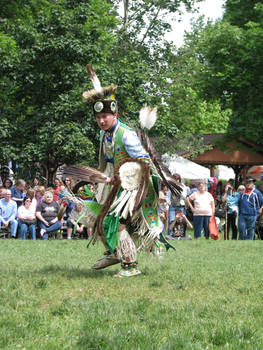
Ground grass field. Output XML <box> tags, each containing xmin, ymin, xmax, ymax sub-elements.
<box><xmin>0</xmin><ymin>236</ymin><xmax>263</xmax><ymax>350</ymax></box>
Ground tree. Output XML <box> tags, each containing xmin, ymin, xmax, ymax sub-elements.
<box><xmin>0</xmin><ymin>0</ymin><xmax>119</xmax><ymax>183</ymax></box>
<box><xmin>145</xmin><ymin>16</ymin><xmax>230</xmax><ymax>155</ymax></box>
<box><xmin>109</xmin><ymin>0</ymin><xmax>206</xmax><ymax>128</ymax></box>
<box><xmin>0</xmin><ymin>31</ymin><xmax>20</xmax><ymax>166</ymax></box>
<box><xmin>1</xmin><ymin>0</ymin><xmax>221</xmax><ymax>182</ymax></box>
<box><xmin>192</xmin><ymin>1</ymin><xmax>263</xmax><ymax>146</ymax></box>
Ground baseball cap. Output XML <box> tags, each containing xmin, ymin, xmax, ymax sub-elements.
<box><xmin>245</xmin><ymin>177</ymin><xmax>255</xmax><ymax>183</ymax></box>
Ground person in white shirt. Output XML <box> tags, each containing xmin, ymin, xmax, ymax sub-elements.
<box><xmin>17</xmin><ymin>197</ymin><xmax>37</xmax><ymax>240</ymax></box>
<box><xmin>186</xmin><ymin>182</ymin><xmax>215</xmax><ymax>239</ymax></box>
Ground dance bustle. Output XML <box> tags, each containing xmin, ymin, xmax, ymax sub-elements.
<box><xmin>63</xmin><ymin>165</ymin><xmax>109</xmax><ymax>185</ymax></box>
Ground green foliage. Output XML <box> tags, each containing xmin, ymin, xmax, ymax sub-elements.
<box><xmin>148</xmin><ymin>18</ymin><xmax>231</xmax><ymax>143</ymax></box>
<box><xmin>224</xmin><ymin>0</ymin><xmax>262</xmax><ymax>27</ymax></box>
<box><xmin>23</xmin><ymin>121</ymin><xmax>95</xmax><ymax>166</ymax></box>
<box><xmin>1</xmin><ymin>0</ymin><xmax>238</xmax><ymax>179</ymax></box>
<box><xmin>0</xmin><ymin>0</ymin><xmax>50</xmax><ymax>21</ymax></box>
<box><xmin>0</xmin><ymin>0</ymin><xmax>118</xmax><ymax>181</ymax></box>
<box><xmin>191</xmin><ymin>1</ymin><xmax>263</xmax><ymax>146</ymax></box>
<box><xmin>113</xmin><ymin>0</ymin><xmax>211</xmax><ymax>139</ymax></box>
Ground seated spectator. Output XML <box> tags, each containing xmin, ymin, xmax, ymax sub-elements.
<box><xmin>36</xmin><ymin>191</ymin><xmax>62</xmax><ymax>240</ymax></box>
<box><xmin>58</xmin><ymin>184</ymin><xmax>69</xmax><ymax>201</ymax></box>
<box><xmin>64</xmin><ymin>176</ymin><xmax>74</xmax><ymax>192</ymax></box>
<box><xmin>27</xmin><ymin>188</ymin><xmax>37</xmax><ymax>212</ymax></box>
<box><xmin>0</xmin><ymin>186</ymin><xmax>5</xmax><ymax>199</ymax></box>
<box><xmin>0</xmin><ymin>189</ymin><xmax>18</xmax><ymax>238</ymax></box>
<box><xmin>168</xmin><ymin>211</ymin><xmax>193</xmax><ymax>240</ymax></box>
<box><xmin>35</xmin><ymin>186</ymin><xmax>45</xmax><ymax>206</ymax></box>
<box><xmin>17</xmin><ymin>197</ymin><xmax>37</xmax><ymax>240</ymax></box>
<box><xmin>53</xmin><ymin>178</ymin><xmax>62</xmax><ymax>202</ymax></box>
<box><xmin>11</xmin><ymin>179</ymin><xmax>26</xmax><ymax>209</ymax></box>
<box><xmin>31</xmin><ymin>177</ymin><xmax>40</xmax><ymax>190</ymax></box>
<box><xmin>66</xmin><ymin>203</ymin><xmax>85</xmax><ymax>240</ymax></box>
<box><xmin>167</xmin><ymin>173</ymin><xmax>189</xmax><ymax>235</ymax></box>
<box><xmin>186</xmin><ymin>182</ymin><xmax>215</xmax><ymax>239</ymax></box>
<box><xmin>3</xmin><ymin>178</ymin><xmax>13</xmax><ymax>189</ymax></box>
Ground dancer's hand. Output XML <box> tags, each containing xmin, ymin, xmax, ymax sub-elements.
<box><xmin>106</xmin><ymin>176</ymin><xmax>117</xmax><ymax>185</ymax></box>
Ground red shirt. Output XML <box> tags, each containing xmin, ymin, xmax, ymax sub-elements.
<box><xmin>53</xmin><ymin>186</ymin><xmax>60</xmax><ymax>202</ymax></box>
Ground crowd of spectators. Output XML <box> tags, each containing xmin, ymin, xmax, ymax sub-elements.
<box><xmin>1</xmin><ymin>173</ymin><xmax>263</xmax><ymax>241</ymax></box>
<box><xmin>160</xmin><ymin>174</ymin><xmax>263</xmax><ymax>241</ymax></box>
<box><xmin>0</xmin><ymin>176</ymin><xmax>94</xmax><ymax>240</ymax></box>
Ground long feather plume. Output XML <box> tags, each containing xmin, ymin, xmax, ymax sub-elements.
<box><xmin>63</xmin><ymin>165</ymin><xmax>109</xmax><ymax>185</ymax></box>
<box><xmin>86</xmin><ymin>64</ymin><xmax>103</xmax><ymax>95</ymax></box>
<box><xmin>139</xmin><ymin>106</ymin><xmax>158</xmax><ymax>130</ymax></box>
<box><xmin>138</xmin><ymin>106</ymin><xmax>182</xmax><ymax>196</ymax></box>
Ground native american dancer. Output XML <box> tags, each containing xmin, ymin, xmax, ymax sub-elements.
<box><xmin>63</xmin><ymin>65</ymin><xmax>181</xmax><ymax>277</ymax></box>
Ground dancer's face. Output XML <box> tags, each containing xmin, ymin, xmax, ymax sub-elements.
<box><xmin>96</xmin><ymin>113</ymin><xmax>117</xmax><ymax>131</ymax></box>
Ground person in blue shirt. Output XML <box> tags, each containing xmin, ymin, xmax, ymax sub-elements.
<box><xmin>222</xmin><ymin>184</ymin><xmax>241</xmax><ymax>239</ymax></box>
<box><xmin>0</xmin><ymin>189</ymin><xmax>18</xmax><ymax>238</ymax></box>
<box><xmin>238</xmin><ymin>178</ymin><xmax>263</xmax><ymax>240</ymax></box>
<box><xmin>11</xmin><ymin>179</ymin><xmax>26</xmax><ymax>209</ymax></box>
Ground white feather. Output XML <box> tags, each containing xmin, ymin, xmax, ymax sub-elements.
<box><xmin>92</xmin><ymin>74</ymin><xmax>103</xmax><ymax>94</ymax></box>
<box><xmin>86</xmin><ymin>64</ymin><xmax>103</xmax><ymax>94</ymax></box>
<box><xmin>139</xmin><ymin>106</ymin><xmax>158</xmax><ymax>130</ymax></box>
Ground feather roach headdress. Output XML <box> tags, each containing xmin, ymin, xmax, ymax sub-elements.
<box><xmin>82</xmin><ymin>64</ymin><xmax>118</xmax><ymax>115</ymax></box>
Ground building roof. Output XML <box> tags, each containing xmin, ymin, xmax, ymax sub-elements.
<box><xmin>183</xmin><ymin>134</ymin><xmax>263</xmax><ymax>166</ymax></box>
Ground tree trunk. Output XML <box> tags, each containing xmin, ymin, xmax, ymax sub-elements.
<box><xmin>123</xmin><ymin>0</ymin><xmax>129</xmax><ymax>30</ymax></box>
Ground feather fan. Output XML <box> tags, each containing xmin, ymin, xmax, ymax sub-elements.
<box><xmin>63</xmin><ymin>165</ymin><xmax>109</xmax><ymax>185</ymax></box>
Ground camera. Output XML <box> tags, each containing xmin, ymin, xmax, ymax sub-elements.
<box><xmin>227</xmin><ymin>185</ymin><xmax>232</xmax><ymax>192</ymax></box>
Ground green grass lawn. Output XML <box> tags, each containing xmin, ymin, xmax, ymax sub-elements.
<box><xmin>0</xmin><ymin>236</ymin><xmax>263</xmax><ymax>349</ymax></box>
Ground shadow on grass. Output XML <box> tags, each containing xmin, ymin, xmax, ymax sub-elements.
<box><xmin>30</xmin><ymin>264</ymin><xmax>118</xmax><ymax>279</ymax></box>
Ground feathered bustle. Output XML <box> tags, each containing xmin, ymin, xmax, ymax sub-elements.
<box><xmin>63</xmin><ymin>165</ymin><xmax>109</xmax><ymax>185</ymax></box>
<box><xmin>139</xmin><ymin>106</ymin><xmax>158</xmax><ymax>130</ymax></box>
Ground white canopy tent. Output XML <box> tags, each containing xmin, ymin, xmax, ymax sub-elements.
<box><xmin>214</xmin><ymin>165</ymin><xmax>235</xmax><ymax>181</ymax></box>
<box><xmin>162</xmin><ymin>154</ymin><xmax>210</xmax><ymax>180</ymax></box>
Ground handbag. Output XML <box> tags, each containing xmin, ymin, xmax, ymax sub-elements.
<box><xmin>215</xmin><ymin>207</ymin><xmax>226</xmax><ymax>218</ymax></box>
<box><xmin>209</xmin><ymin>216</ymin><xmax>219</xmax><ymax>240</ymax></box>
<box><xmin>20</xmin><ymin>219</ymin><xmax>37</xmax><ymax>225</ymax></box>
